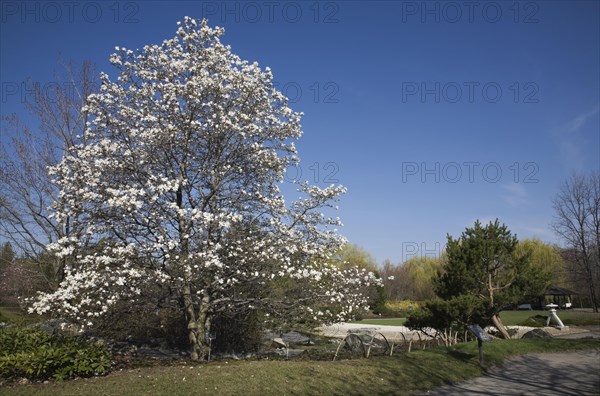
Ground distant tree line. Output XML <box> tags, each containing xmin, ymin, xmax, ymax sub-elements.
<box><xmin>381</xmin><ymin>232</ymin><xmax>598</xmax><ymax>312</ymax></box>
<box><xmin>552</xmin><ymin>172</ymin><xmax>600</xmax><ymax>312</ymax></box>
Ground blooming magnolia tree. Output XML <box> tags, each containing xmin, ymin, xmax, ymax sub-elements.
<box><xmin>30</xmin><ymin>18</ymin><xmax>379</xmax><ymax>361</ymax></box>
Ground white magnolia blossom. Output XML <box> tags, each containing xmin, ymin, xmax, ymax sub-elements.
<box><xmin>30</xmin><ymin>17</ymin><xmax>380</xmax><ymax>359</ymax></box>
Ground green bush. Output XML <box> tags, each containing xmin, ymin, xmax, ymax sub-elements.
<box><xmin>212</xmin><ymin>310</ymin><xmax>264</xmax><ymax>354</ymax></box>
<box><xmin>91</xmin><ymin>303</ymin><xmax>188</xmax><ymax>349</ymax></box>
<box><xmin>0</xmin><ymin>327</ymin><xmax>111</xmax><ymax>381</ymax></box>
<box><xmin>406</xmin><ymin>295</ymin><xmax>492</xmax><ymax>340</ymax></box>
<box><xmin>517</xmin><ymin>315</ymin><xmax>547</xmax><ymax>327</ymax></box>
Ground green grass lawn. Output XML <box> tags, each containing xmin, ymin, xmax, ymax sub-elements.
<box><xmin>352</xmin><ymin>318</ymin><xmax>407</xmax><ymax>326</ymax></box>
<box><xmin>354</xmin><ymin>310</ymin><xmax>599</xmax><ymax>328</ymax></box>
<box><xmin>0</xmin><ymin>306</ymin><xmax>39</xmax><ymax>325</ymax></box>
<box><xmin>500</xmin><ymin>309</ymin><xmax>600</xmax><ymax>326</ymax></box>
<box><xmin>2</xmin><ymin>338</ymin><xmax>598</xmax><ymax>395</ymax></box>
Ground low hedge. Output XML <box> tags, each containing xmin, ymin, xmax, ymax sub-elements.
<box><xmin>0</xmin><ymin>326</ymin><xmax>111</xmax><ymax>382</ymax></box>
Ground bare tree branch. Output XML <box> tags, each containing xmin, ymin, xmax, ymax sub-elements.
<box><xmin>552</xmin><ymin>172</ymin><xmax>600</xmax><ymax>312</ymax></box>
<box><xmin>0</xmin><ymin>60</ymin><xmax>97</xmax><ymax>289</ymax></box>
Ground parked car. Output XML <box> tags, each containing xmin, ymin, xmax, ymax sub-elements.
<box><xmin>517</xmin><ymin>303</ymin><xmax>533</xmax><ymax>310</ymax></box>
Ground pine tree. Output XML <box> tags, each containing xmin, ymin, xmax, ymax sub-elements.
<box><xmin>433</xmin><ymin>219</ymin><xmax>538</xmax><ymax>338</ymax></box>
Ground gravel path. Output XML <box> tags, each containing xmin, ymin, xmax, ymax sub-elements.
<box><xmin>423</xmin><ymin>349</ymin><xmax>600</xmax><ymax>395</ymax></box>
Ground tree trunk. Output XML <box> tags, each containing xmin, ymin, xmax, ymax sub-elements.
<box><xmin>183</xmin><ymin>285</ymin><xmax>212</xmax><ymax>361</ymax></box>
<box><xmin>589</xmin><ymin>282</ymin><xmax>599</xmax><ymax>313</ymax></box>
<box><xmin>492</xmin><ymin>314</ymin><xmax>511</xmax><ymax>339</ymax></box>
<box><xmin>183</xmin><ymin>284</ymin><xmax>203</xmax><ymax>361</ymax></box>
<box><xmin>487</xmin><ymin>274</ymin><xmax>510</xmax><ymax>338</ymax></box>
<box><xmin>196</xmin><ymin>294</ymin><xmax>211</xmax><ymax>360</ymax></box>
<box><xmin>583</xmin><ymin>263</ymin><xmax>599</xmax><ymax>313</ymax></box>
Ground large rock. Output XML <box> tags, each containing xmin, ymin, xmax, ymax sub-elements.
<box><xmin>272</xmin><ymin>337</ymin><xmax>288</xmax><ymax>348</ymax></box>
<box><xmin>521</xmin><ymin>328</ymin><xmax>553</xmax><ymax>339</ymax></box>
<box><xmin>30</xmin><ymin>319</ymin><xmax>70</xmax><ymax>336</ymax></box>
<box><xmin>281</xmin><ymin>331</ymin><xmax>310</xmax><ymax>344</ymax></box>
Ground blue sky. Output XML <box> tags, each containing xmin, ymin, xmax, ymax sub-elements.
<box><xmin>1</xmin><ymin>1</ymin><xmax>599</xmax><ymax>265</ymax></box>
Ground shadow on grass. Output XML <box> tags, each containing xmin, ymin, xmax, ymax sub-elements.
<box><xmin>447</xmin><ymin>349</ymin><xmax>477</xmax><ymax>362</ymax></box>
<box><xmin>426</xmin><ymin>349</ymin><xmax>600</xmax><ymax>396</ymax></box>
<box><xmin>378</xmin><ymin>350</ymin><xmax>483</xmax><ymax>392</ymax></box>
<box><xmin>305</xmin><ymin>346</ymin><xmax>487</xmax><ymax>395</ymax></box>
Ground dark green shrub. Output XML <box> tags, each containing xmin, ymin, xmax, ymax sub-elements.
<box><xmin>0</xmin><ymin>327</ymin><xmax>111</xmax><ymax>381</ymax></box>
<box><xmin>369</xmin><ymin>274</ymin><xmax>391</xmax><ymax>316</ymax></box>
<box><xmin>0</xmin><ymin>326</ymin><xmax>53</xmax><ymax>355</ymax></box>
<box><xmin>406</xmin><ymin>295</ymin><xmax>492</xmax><ymax>340</ymax></box>
<box><xmin>91</xmin><ymin>303</ymin><xmax>188</xmax><ymax>349</ymax></box>
<box><xmin>517</xmin><ymin>315</ymin><xmax>547</xmax><ymax>327</ymax></box>
<box><xmin>371</xmin><ymin>303</ymin><xmax>395</xmax><ymax>318</ymax></box>
<box><xmin>212</xmin><ymin>310</ymin><xmax>263</xmax><ymax>354</ymax></box>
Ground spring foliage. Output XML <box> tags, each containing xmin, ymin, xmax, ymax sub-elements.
<box><xmin>408</xmin><ymin>220</ymin><xmax>545</xmax><ymax>340</ymax></box>
<box><xmin>28</xmin><ymin>18</ymin><xmax>379</xmax><ymax>360</ymax></box>
<box><xmin>0</xmin><ymin>327</ymin><xmax>111</xmax><ymax>381</ymax></box>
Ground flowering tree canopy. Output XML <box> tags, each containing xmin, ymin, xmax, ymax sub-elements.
<box><xmin>30</xmin><ymin>17</ymin><xmax>379</xmax><ymax>360</ymax></box>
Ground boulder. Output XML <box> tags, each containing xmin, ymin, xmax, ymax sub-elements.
<box><xmin>521</xmin><ymin>328</ymin><xmax>553</xmax><ymax>339</ymax></box>
<box><xmin>30</xmin><ymin>319</ymin><xmax>70</xmax><ymax>336</ymax></box>
<box><xmin>272</xmin><ymin>337</ymin><xmax>287</xmax><ymax>348</ymax></box>
<box><xmin>281</xmin><ymin>331</ymin><xmax>309</xmax><ymax>344</ymax></box>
